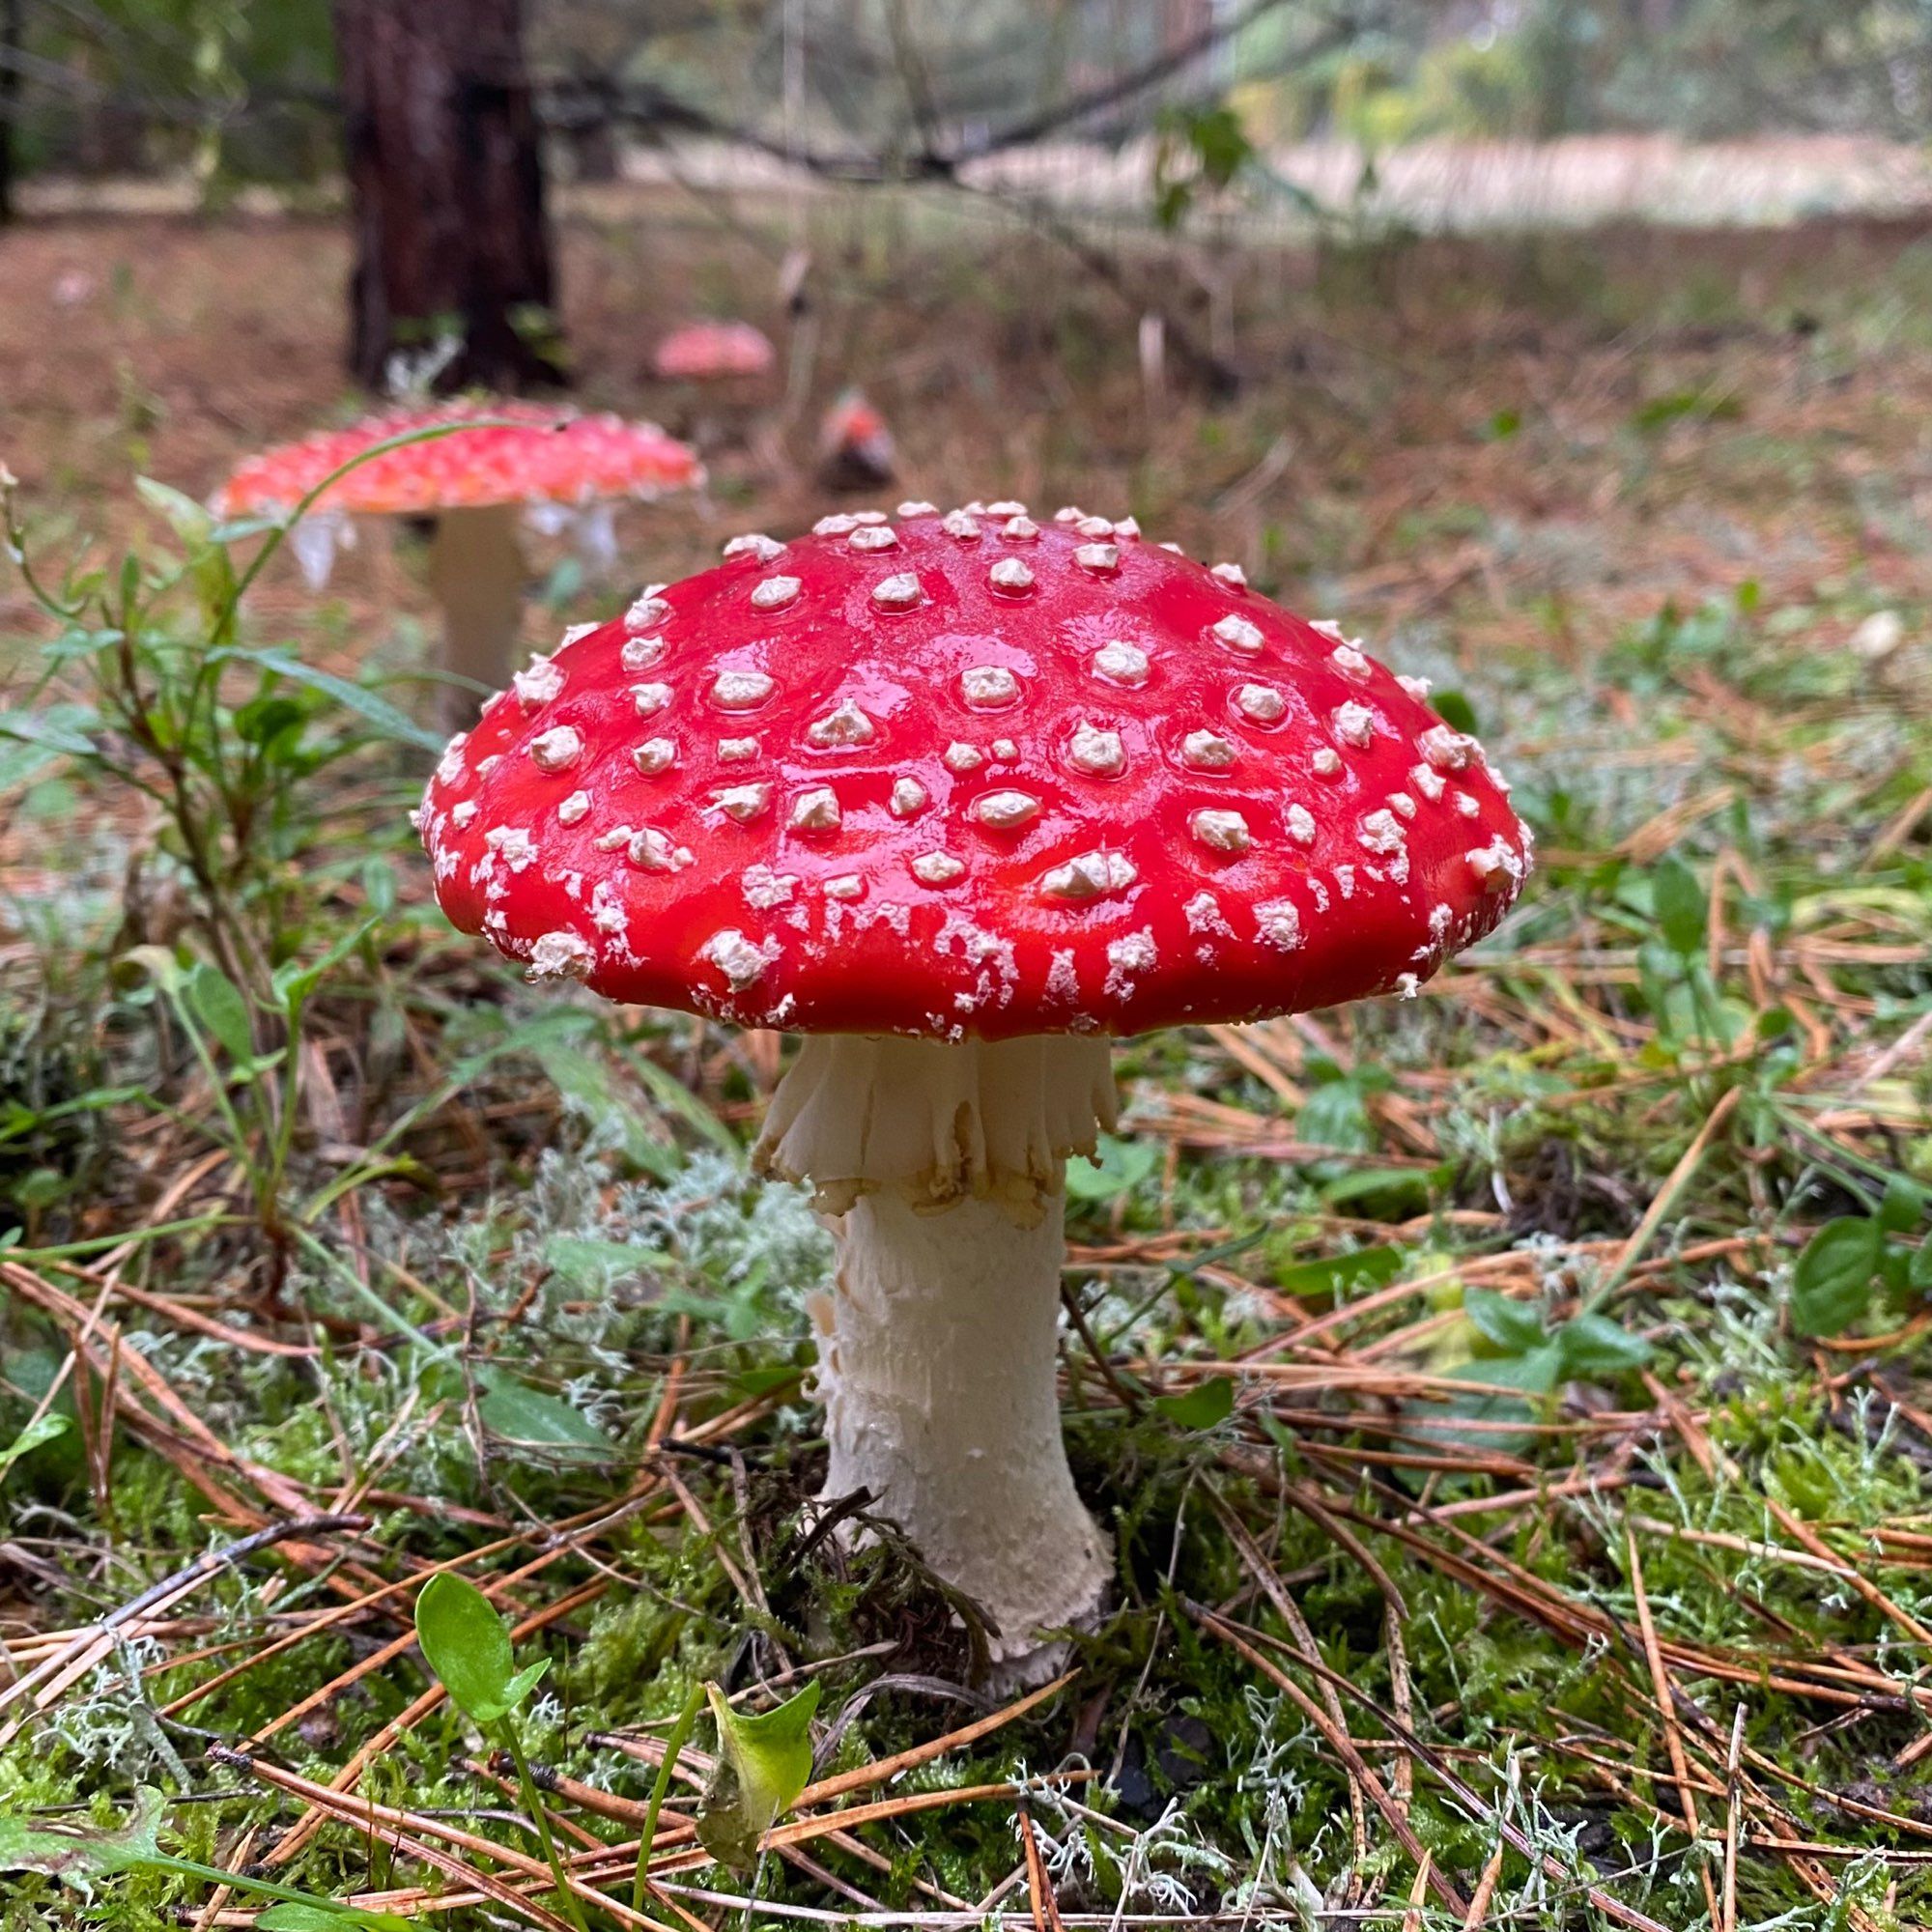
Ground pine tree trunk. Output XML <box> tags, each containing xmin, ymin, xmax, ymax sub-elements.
<box><xmin>331</xmin><ymin>0</ymin><xmax>563</xmax><ymax>393</ymax></box>
<box><xmin>0</xmin><ymin>0</ymin><xmax>23</xmax><ymax>225</ymax></box>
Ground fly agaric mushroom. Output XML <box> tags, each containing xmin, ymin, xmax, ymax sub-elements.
<box><xmin>214</xmin><ymin>404</ymin><xmax>701</xmax><ymax>717</ymax></box>
<box><xmin>415</xmin><ymin>504</ymin><xmax>1531</xmax><ymax>1676</ymax></box>
<box><xmin>817</xmin><ymin>389</ymin><xmax>895</xmax><ymax>492</ymax></box>
<box><xmin>652</xmin><ymin>321</ymin><xmax>778</xmax><ymax>382</ymax></box>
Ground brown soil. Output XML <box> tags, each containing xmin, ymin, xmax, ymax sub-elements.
<box><xmin>2</xmin><ymin>202</ymin><xmax>1929</xmax><ymax>676</ymax></box>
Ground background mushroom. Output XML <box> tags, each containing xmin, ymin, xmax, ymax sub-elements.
<box><xmin>414</xmin><ymin>503</ymin><xmax>1532</xmax><ymax>1677</ymax></box>
<box><xmin>651</xmin><ymin>320</ymin><xmax>779</xmax><ymax>382</ymax></box>
<box><xmin>214</xmin><ymin>403</ymin><xmax>702</xmax><ymax>719</ymax></box>
<box><xmin>816</xmin><ymin>390</ymin><xmax>895</xmax><ymax>491</ymax></box>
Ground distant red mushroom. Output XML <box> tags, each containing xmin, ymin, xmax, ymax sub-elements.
<box><xmin>817</xmin><ymin>388</ymin><xmax>895</xmax><ymax>491</ymax></box>
<box><xmin>415</xmin><ymin>502</ymin><xmax>1532</xmax><ymax>1677</ymax></box>
<box><xmin>652</xmin><ymin>322</ymin><xmax>777</xmax><ymax>382</ymax></box>
<box><xmin>214</xmin><ymin>404</ymin><xmax>702</xmax><ymax>718</ymax></box>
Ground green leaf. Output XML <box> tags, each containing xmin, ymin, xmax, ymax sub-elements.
<box><xmin>1633</xmin><ymin>387</ymin><xmax>1742</xmax><ymax>431</ymax></box>
<box><xmin>1910</xmin><ymin>1239</ymin><xmax>1932</xmax><ymax>1294</ymax></box>
<box><xmin>1321</xmin><ymin>1167</ymin><xmax>1431</xmax><ymax>1215</ymax></box>
<box><xmin>1651</xmin><ymin>856</ymin><xmax>1707</xmax><ymax>957</ymax></box>
<box><xmin>0</xmin><ymin>1787</ymin><xmax>167</xmax><ymax>1879</ymax></box>
<box><xmin>1065</xmin><ymin>1134</ymin><xmax>1158</xmax><ymax>1203</ymax></box>
<box><xmin>542</xmin><ymin>1234</ymin><xmax>673</xmax><ymax>1290</ymax></box>
<box><xmin>475</xmin><ymin>1367</ymin><xmax>609</xmax><ymax>1462</ymax></box>
<box><xmin>271</xmin><ymin>916</ymin><xmax>379</xmax><ymax>1019</ymax></box>
<box><xmin>1164</xmin><ymin>1228</ymin><xmax>1268</xmax><ymax>1280</ymax></box>
<box><xmin>1186</xmin><ymin>105</ymin><xmax>1253</xmax><ymax>186</ymax></box>
<box><xmin>696</xmin><ymin>1679</ymin><xmax>821</xmax><ymax>1872</ymax></box>
<box><xmin>1272</xmin><ymin>1244</ymin><xmax>1404</xmax><ymax>1299</ymax></box>
<box><xmin>1791</xmin><ymin>1217</ymin><xmax>1884</xmax><ymax>1339</ymax></box>
<box><xmin>259</xmin><ymin>1906</ymin><xmax>414</xmax><ymax>1932</ymax></box>
<box><xmin>217</xmin><ymin>646</ymin><xmax>443</xmax><ymax>753</ymax></box>
<box><xmin>544</xmin><ymin>1043</ymin><xmax>681</xmax><ymax>1179</ymax></box>
<box><xmin>361</xmin><ymin>857</ymin><xmax>398</xmax><ymax>917</ymax></box>
<box><xmin>137</xmin><ymin>476</ymin><xmax>237</xmax><ymax>621</ymax></box>
<box><xmin>1295</xmin><ymin>1080</ymin><xmax>1375</xmax><ymax>1152</ymax></box>
<box><xmin>0</xmin><ymin>703</ymin><xmax>99</xmax><ymax>764</ymax></box>
<box><xmin>0</xmin><ymin>1787</ymin><xmax>409</xmax><ymax>1928</ymax></box>
<box><xmin>234</xmin><ymin>696</ymin><xmax>306</xmax><ymax>748</ymax></box>
<box><xmin>1877</xmin><ymin>1175</ymin><xmax>1926</xmax><ymax>1235</ymax></box>
<box><xmin>1432</xmin><ymin>690</ymin><xmax>1479</xmax><ymax>735</ymax></box>
<box><xmin>413</xmin><ymin>1572</ymin><xmax>548</xmax><ymax>1724</ymax></box>
<box><xmin>1463</xmin><ymin>1288</ymin><xmax>1547</xmax><ymax>1356</ymax></box>
<box><xmin>187</xmin><ymin>961</ymin><xmax>255</xmax><ymax>1064</ymax></box>
<box><xmin>1553</xmin><ymin>1312</ymin><xmax>1654</xmax><ymax>1375</ymax></box>
<box><xmin>1451</xmin><ymin>1344</ymin><xmax>1564</xmax><ymax>1398</ymax></box>
<box><xmin>0</xmin><ymin>1789</ymin><xmax>173</xmax><ymax>1878</ymax></box>
<box><xmin>1152</xmin><ymin>1376</ymin><xmax>1235</xmax><ymax>1431</ymax></box>
<box><xmin>624</xmin><ymin>1047</ymin><xmax>736</xmax><ymax>1164</ymax></box>
<box><xmin>118</xmin><ymin>947</ymin><xmax>180</xmax><ymax>1005</ymax></box>
<box><xmin>730</xmin><ymin>1363</ymin><xmax>806</xmax><ymax>1401</ymax></box>
<box><xmin>134</xmin><ymin>475</ymin><xmax>214</xmax><ymax>549</ymax></box>
<box><xmin>0</xmin><ymin>1412</ymin><xmax>71</xmax><ymax>1481</ymax></box>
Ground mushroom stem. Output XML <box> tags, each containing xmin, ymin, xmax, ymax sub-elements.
<box><xmin>428</xmin><ymin>502</ymin><xmax>527</xmax><ymax>722</ymax></box>
<box><xmin>758</xmin><ymin>1033</ymin><xmax>1117</xmax><ymax>1680</ymax></box>
<box><xmin>813</xmin><ymin>1188</ymin><xmax>1111</xmax><ymax>1679</ymax></box>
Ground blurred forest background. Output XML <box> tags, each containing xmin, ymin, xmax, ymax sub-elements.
<box><xmin>7</xmin><ymin>1</ymin><xmax>1932</xmax><ymax>221</ymax></box>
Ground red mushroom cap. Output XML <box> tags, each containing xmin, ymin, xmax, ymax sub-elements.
<box><xmin>417</xmin><ymin>506</ymin><xmax>1532</xmax><ymax>1039</ymax></box>
<box><xmin>651</xmin><ymin>322</ymin><xmax>778</xmax><ymax>381</ymax></box>
<box><xmin>818</xmin><ymin>389</ymin><xmax>895</xmax><ymax>480</ymax></box>
<box><xmin>213</xmin><ymin>403</ymin><xmax>702</xmax><ymax>520</ymax></box>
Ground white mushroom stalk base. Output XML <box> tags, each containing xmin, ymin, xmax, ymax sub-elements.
<box><xmin>428</xmin><ymin>501</ymin><xmax>527</xmax><ymax>722</ymax></box>
<box><xmin>756</xmin><ymin>1034</ymin><xmax>1118</xmax><ymax>1681</ymax></box>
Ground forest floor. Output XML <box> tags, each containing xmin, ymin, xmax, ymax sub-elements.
<box><xmin>1</xmin><ymin>198</ymin><xmax>1930</xmax><ymax>1929</ymax></box>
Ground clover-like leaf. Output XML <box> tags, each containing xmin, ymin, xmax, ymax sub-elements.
<box><xmin>1153</xmin><ymin>1376</ymin><xmax>1235</xmax><ymax>1431</ymax></box>
<box><xmin>1553</xmin><ymin>1312</ymin><xmax>1653</xmax><ymax>1375</ymax></box>
<box><xmin>414</xmin><ymin>1572</ymin><xmax>548</xmax><ymax>1725</ymax></box>
<box><xmin>0</xmin><ymin>1412</ymin><xmax>71</xmax><ymax>1482</ymax></box>
<box><xmin>1650</xmin><ymin>855</ymin><xmax>1707</xmax><ymax>957</ymax></box>
<box><xmin>1791</xmin><ymin>1216</ymin><xmax>1883</xmax><ymax>1339</ymax></box>
<box><xmin>696</xmin><ymin>1679</ymin><xmax>821</xmax><ymax>1871</ymax></box>
<box><xmin>1463</xmin><ymin>1287</ymin><xmax>1547</xmax><ymax>1356</ymax></box>
<box><xmin>187</xmin><ymin>961</ymin><xmax>255</xmax><ymax>1065</ymax></box>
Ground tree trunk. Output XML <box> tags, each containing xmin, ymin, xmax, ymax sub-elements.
<box><xmin>0</xmin><ymin>0</ymin><xmax>22</xmax><ymax>225</ymax></box>
<box><xmin>331</xmin><ymin>0</ymin><xmax>563</xmax><ymax>394</ymax></box>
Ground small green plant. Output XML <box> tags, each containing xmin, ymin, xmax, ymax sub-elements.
<box><xmin>0</xmin><ymin>1787</ymin><xmax>408</xmax><ymax>1929</ymax></box>
<box><xmin>695</xmin><ymin>1678</ymin><xmax>821</xmax><ymax>1872</ymax></box>
<box><xmin>632</xmin><ymin>1681</ymin><xmax>704</xmax><ymax>1914</ymax></box>
<box><xmin>1151</xmin><ymin>104</ymin><xmax>1257</xmax><ymax>229</ymax></box>
<box><xmin>1152</xmin><ymin>1375</ymin><xmax>1236</xmax><ymax>1431</ymax></box>
<box><xmin>412</xmin><ymin>1572</ymin><xmax>584</xmax><ymax>1931</ymax></box>
<box><xmin>412</xmin><ymin>1574</ymin><xmax>822</xmax><ymax>1914</ymax></box>
<box><xmin>1457</xmin><ymin>1284</ymin><xmax>1655</xmax><ymax>1396</ymax></box>
<box><xmin>1065</xmin><ymin>1132</ymin><xmax>1158</xmax><ymax>1202</ymax></box>
<box><xmin>1790</xmin><ymin>1181</ymin><xmax>1931</xmax><ymax>1338</ymax></box>
<box><xmin>0</xmin><ymin>430</ymin><xmax>474</xmax><ymax>1274</ymax></box>
<box><xmin>2</xmin><ymin>468</ymin><xmax>436</xmax><ymax>987</ymax></box>
<box><xmin>0</xmin><ymin>1410</ymin><xmax>71</xmax><ymax>1481</ymax></box>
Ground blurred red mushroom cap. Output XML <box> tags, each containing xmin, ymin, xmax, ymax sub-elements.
<box><xmin>213</xmin><ymin>403</ymin><xmax>702</xmax><ymax>520</ymax></box>
<box><xmin>651</xmin><ymin>321</ymin><xmax>777</xmax><ymax>381</ymax></box>
<box><xmin>418</xmin><ymin>505</ymin><xmax>1532</xmax><ymax>1037</ymax></box>
<box><xmin>818</xmin><ymin>389</ymin><xmax>895</xmax><ymax>490</ymax></box>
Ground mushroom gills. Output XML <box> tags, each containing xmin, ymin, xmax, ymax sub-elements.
<box><xmin>757</xmin><ymin>1033</ymin><xmax>1118</xmax><ymax>1679</ymax></box>
<box><xmin>756</xmin><ymin>1033</ymin><xmax>1117</xmax><ymax>1218</ymax></box>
